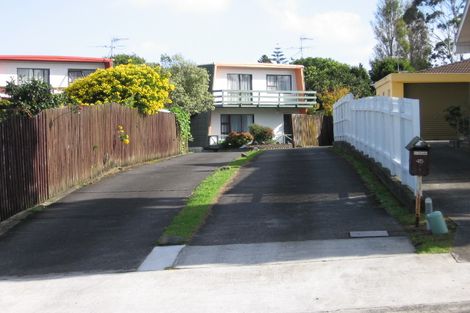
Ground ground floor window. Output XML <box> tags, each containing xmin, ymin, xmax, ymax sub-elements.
<box><xmin>221</xmin><ymin>114</ymin><xmax>254</xmax><ymax>135</ymax></box>
<box><xmin>17</xmin><ymin>68</ymin><xmax>50</xmax><ymax>84</ymax></box>
<box><xmin>68</xmin><ymin>69</ymin><xmax>96</xmax><ymax>84</ymax></box>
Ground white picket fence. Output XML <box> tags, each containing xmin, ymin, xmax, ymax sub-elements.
<box><xmin>333</xmin><ymin>94</ymin><xmax>420</xmax><ymax>193</ymax></box>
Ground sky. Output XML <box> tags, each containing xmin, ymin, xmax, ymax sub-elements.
<box><xmin>1</xmin><ymin>0</ymin><xmax>379</xmax><ymax>67</ymax></box>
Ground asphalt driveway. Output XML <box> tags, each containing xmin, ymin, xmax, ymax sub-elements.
<box><xmin>190</xmin><ymin>147</ymin><xmax>406</xmax><ymax>246</ymax></box>
<box><xmin>0</xmin><ymin>151</ymin><xmax>239</xmax><ymax>277</ymax></box>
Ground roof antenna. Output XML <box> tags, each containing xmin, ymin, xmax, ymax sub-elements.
<box><xmin>287</xmin><ymin>37</ymin><xmax>313</xmax><ymax>59</ymax></box>
<box><xmin>94</xmin><ymin>37</ymin><xmax>129</xmax><ymax>57</ymax></box>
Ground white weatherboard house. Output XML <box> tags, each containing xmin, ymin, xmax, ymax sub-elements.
<box><xmin>0</xmin><ymin>55</ymin><xmax>112</xmax><ymax>96</ymax></box>
<box><xmin>191</xmin><ymin>63</ymin><xmax>316</xmax><ymax>147</ymax></box>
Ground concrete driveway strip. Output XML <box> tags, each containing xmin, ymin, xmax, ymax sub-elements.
<box><xmin>190</xmin><ymin>147</ymin><xmax>406</xmax><ymax>247</ymax></box>
<box><xmin>0</xmin><ymin>151</ymin><xmax>239</xmax><ymax>277</ymax></box>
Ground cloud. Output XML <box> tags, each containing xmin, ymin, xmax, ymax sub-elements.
<box><xmin>125</xmin><ymin>0</ymin><xmax>231</xmax><ymax>13</ymax></box>
<box><xmin>259</xmin><ymin>0</ymin><xmax>375</xmax><ymax>65</ymax></box>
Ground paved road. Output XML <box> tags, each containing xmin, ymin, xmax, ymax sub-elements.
<box><xmin>424</xmin><ymin>142</ymin><xmax>470</xmax><ymax>262</ymax></box>
<box><xmin>0</xmin><ymin>151</ymin><xmax>239</xmax><ymax>277</ymax></box>
<box><xmin>190</xmin><ymin>147</ymin><xmax>405</xmax><ymax>246</ymax></box>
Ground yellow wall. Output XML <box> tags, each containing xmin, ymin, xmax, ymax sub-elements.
<box><xmin>374</xmin><ymin>73</ymin><xmax>470</xmax><ymax>97</ymax></box>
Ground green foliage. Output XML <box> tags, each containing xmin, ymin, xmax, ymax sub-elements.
<box><xmin>293</xmin><ymin>58</ymin><xmax>373</xmax><ymax>98</ymax></box>
<box><xmin>372</xmin><ymin>0</ymin><xmax>409</xmax><ymax>59</ymax></box>
<box><xmin>160</xmin><ymin>54</ymin><xmax>214</xmax><ymax>115</ymax></box>
<box><xmin>112</xmin><ymin>53</ymin><xmax>146</xmax><ymax>66</ymax></box>
<box><xmin>413</xmin><ymin>0</ymin><xmax>466</xmax><ymax>65</ymax></box>
<box><xmin>169</xmin><ymin>106</ymin><xmax>192</xmax><ymax>152</ymax></box>
<box><xmin>66</xmin><ymin>64</ymin><xmax>174</xmax><ymax>115</ymax></box>
<box><xmin>249</xmin><ymin>124</ymin><xmax>274</xmax><ymax>144</ymax></box>
<box><xmin>223</xmin><ymin>131</ymin><xmax>253</xmax><ymax>148</ymax></box>
<box><xmin>444</xmin><ymin>105</ymin><xmax>469</xmax><ymax>137</ymax></box>
<box><xmin>258</xmin><ymin>54</ymin><xmax>272</xmax><ymax>63</ymax></box>
<box><xmin>293</xmin><ymin>58</ymin><xmax>372</xmax><ymax>112</ymax></box>
<box><xmin>4</xmin><ymin>79</ymin><xmax>67</xmax><ymax>117</ymax></box>
<box><xmin>369</xmin><ymin>57</ymin><xmax>415</xmax><ymax>82</ymax></box>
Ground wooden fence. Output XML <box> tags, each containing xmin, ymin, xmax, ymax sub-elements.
<box><xmin>0</xmin><ymin>103</ymin><xmax>180</xmax><ymax>222</ymax></box>
<box><xmin>292</xmin><ymin>114</ymin><xmax>333</xmax><ymax>147</ymax></box>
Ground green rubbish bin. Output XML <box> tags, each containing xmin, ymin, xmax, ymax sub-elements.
<box><xmin>426</xmin><ymin>211</ymin><xmax>448</xmax><ymax>235</ymax></box>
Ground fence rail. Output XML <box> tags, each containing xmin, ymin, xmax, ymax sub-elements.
<box><xmin>213</xmin><ymin>89</ymin><xmax>316</xmax><ymax>107</ymax></box>
<box><xmin>0</xmin><ymin>103</ymin><xmax>180</xmax><ymax>222</ymax></box>
<box><xmin>333</xmin><ymin>94</ymin><xmax>420</xmax><ymax>192</ymax></box>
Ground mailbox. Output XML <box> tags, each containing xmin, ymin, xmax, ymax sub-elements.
<box><xmin>406</xmin><ymin>136</ymin><xmax>430</xmax><ymax>176</ymax></box>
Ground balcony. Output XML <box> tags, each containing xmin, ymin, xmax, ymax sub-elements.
<box><xmin>213</xmin><ymin>89</ymin><xmax>317</xmax><ymax>108</ymax></box>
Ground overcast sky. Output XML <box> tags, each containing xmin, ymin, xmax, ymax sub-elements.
<box><xmin>1</xmin><ymin>0</ymin><xmax>379</xmax><ymax>67</ymax></box>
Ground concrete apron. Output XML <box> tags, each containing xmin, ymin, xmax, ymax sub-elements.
<box><xmin>137</xmin><ymin>237</ymin><xmax>415</xmax><ymax>271</ymax></box>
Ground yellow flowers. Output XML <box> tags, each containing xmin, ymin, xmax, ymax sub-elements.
<box><xmin>117</xmin><ymin>125</ymin><xmax>130</xmax><ymax>145</ymax></box>
<box><xmin>66</xmin><ymin>64</ymin><xmax>174</xmax><ymax>115</ymax></box>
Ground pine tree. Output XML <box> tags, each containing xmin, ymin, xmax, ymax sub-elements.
<box><xmin>271</xmin><ymin>46</ymin><xmax>287</xmax><ymax>64</ymax></box>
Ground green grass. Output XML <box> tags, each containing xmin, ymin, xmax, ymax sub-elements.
<box><xmin>158</xmin><ymin>150</ymin><xmax>263</xmax><ymax>244</ymax></box>
<box><xmin>334</xmin><ymin>146</ymin><xmax>455</xmax><ymax>254</ymax></box>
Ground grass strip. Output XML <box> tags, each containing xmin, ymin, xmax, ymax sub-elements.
<box><xmin>158</xmin><ymin>150</ymin><xmax>263</xmax><ymax>245</ymax></box>
<box><xmin>334</xmin><ymin>146</ymin><xmax>455</xmax><ymax>254</ymax></box>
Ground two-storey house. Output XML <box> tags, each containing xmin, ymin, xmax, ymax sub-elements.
<box><xmin>191</xmin><ymin>63</ymin><xmax>316</xmax><ymax>147</ymax></box>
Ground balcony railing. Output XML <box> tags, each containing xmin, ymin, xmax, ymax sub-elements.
<box><xmin>213</xmin><ymin>89</ymin><xmax>316</xmax><ymax>108</ymax></box>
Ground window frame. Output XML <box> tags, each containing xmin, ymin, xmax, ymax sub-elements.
<box><xmin>266</xmin><ymin>74</ymin><xmax>292</xmax><ymax>91</ymax></box>
<box><xmin>17</xmin><ymin>68</ymin><xmax>50</xmax><ymax>84</ymax></box>
<box><xmin>68</xmin><ymin>69</ymin><xmax>96</xmax><ymax>84</ymax></box>
<box><xmin>220</xmin><ymin>114</ymin><xmax>255</xmax><ymax>135</ymax></box>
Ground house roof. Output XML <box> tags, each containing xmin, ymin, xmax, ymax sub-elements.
<box><xmin>201</xmin><ymin>62</ymin><xmax>304</xmax><ymax>69</ymax></box>
<box><xmin>0</xmin><ymin>55</ymin><xmax>113</xmax><ymax>68</ymax></box>
<box><xmin>419</xmin><ymin>59</ymin><xmax>470</xmax><ymax>74</ymax></box>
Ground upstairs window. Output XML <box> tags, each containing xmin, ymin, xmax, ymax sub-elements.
<box><xmin>266</xmin><ymin>75</ymin><xmax>292</xmax><ymax>91</ymax></box>
<box><xmin>68</xmin><ymin>69</ymin><xmax>95</xmax><ymax>84</ymax></box>
<box><xmin>17</xmin><ymin>68</ymin><xmax>50</xmax><ymax>84</ymax></box>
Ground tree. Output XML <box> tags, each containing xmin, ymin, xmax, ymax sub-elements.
<box><xmin>258</xmin><ymin>54</ymin><xmax>272</xmax><ymax>63</ymax></box>
<box><xmin>4</xmin><ymin>80</ymin><xmax>66</xmax><ymax>117</ymax></box>
<box><xmin>112</xmin><ymin>53</ymin><xmax>146</xmax><ymax>66</ymax></box>
<box><xmin>413</xmin><ymin>0</ymin><xmax>466</xmax><ymax>64</ymax></box>
<box><xmin>372</xmin><ymin>0</ymin><xmax>409</xmax><ymax>59</ymax></box>
<box><xmin>403</xmin><ymin>3</ymin><xmax>432</xmax><ymax>70</ymax></box>
<box><xmin>293</xmin><ymin>58</ymin><xmax>373</xmax><ymax>114</ymax></box>
<box><xmin>271</xmin><ymin>46</ymin><xmax>287</xmax><ymax>64</ymax></box>
<box><xmin>160</xmin><ymin>54</ymin><xmax>214</xmax><ymax>115</ymax></box>
<box><xmin>369</xmin><ymin>57</ymin><xmax>415</xmax><ymax>82</ymax></box>
<box><xmin>66</xmin><ymin>64</ymin><xmax>174</xmax><ymax>115</ymax></box>
<box><xmin>293</xmin><ymin>58</ymin><xmax>373</xmax><ymax>98</ymax></box>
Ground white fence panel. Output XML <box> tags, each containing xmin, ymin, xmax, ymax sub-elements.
<box><xmin>333</xmin><ymin>94</ymin><xmax>420</xmax><ymax>193</ymax></box>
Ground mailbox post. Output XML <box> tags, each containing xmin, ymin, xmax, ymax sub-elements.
<box><xmin>406</xmin><ymin>137</ymin><xmax>431</xmax><ymax>227</ymax></box>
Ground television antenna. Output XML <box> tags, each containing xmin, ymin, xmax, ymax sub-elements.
<box><xmin>94</xmin><ymin>37</ymin><xmax>129</xmax><ymax>57</ymax></box>
<box><xmin>287</xmin><ymin>37</ymin><xmax>313</xmax><ymax>59</ymax></box>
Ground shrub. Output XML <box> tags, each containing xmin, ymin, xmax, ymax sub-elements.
<box><xmin>66</xmin><ymin>64</ymin><xmax>174</xmax><ymax>115</ymax></box>
<box><xmin>223</xmin><ymin>131</ymin><xmax>253</xmax><ymax>148</ymax></box>
<box><xmin>4</xmin><ymin>79</ymin><xmax>67</xmax><ymax>117</ymax></box>
<box><xmin>249</xmin><ymin>124</ymin><xmax>274</xmax><ymax>144</ymax></box>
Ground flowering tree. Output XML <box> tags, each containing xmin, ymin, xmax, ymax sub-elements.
<box><xmin>66</xmin><ymin>64</ymin><xmax>174</xmax><ymax>115</ymax></box>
